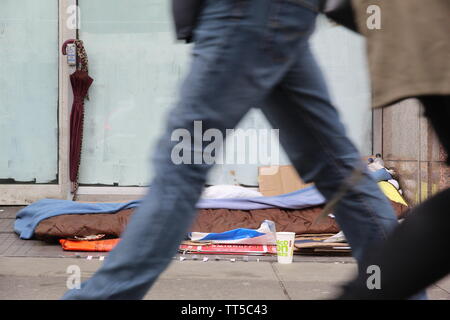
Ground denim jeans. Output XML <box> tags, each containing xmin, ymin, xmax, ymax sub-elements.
<box><xmin>63</xmin><ymin>0</ymin><xmax>404</xmax><ymax>299</ymax></box>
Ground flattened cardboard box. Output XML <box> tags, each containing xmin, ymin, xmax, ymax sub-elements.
<box><xmin>258</xmin><ymin>156</ymin><xmax>373</xmax><ymax>197</ymax></box>
<box><xmin>179</xmin><ymin>244</ymin><xmax>277</xmax><ymax>255</ymax></box>
<box><xmin>258</xmin><ymin>165</ymin><xmax>313</xmax><ymax>196</ymax></box>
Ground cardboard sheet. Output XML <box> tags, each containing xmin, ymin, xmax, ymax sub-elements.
<box><xmin>258</xmin><ymin>165</ymin><xmax>313</xmax><ymax>196</ymax></box>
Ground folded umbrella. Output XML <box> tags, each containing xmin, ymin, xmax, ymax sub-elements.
<box><xmin>63</xmin><ymin>39</ymin><xmax>93</xmax><ymax>199</ymax></box>
<box><xmin>69</xmin><ymin>69</ymin><xmax>93</xmax><ymax>195</ymax></box>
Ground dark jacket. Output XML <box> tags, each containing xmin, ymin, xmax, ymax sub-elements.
<box><xmin>172</xmin><ymin>0</ymin><xmax>205</xmax><ymax>43</ymax></box>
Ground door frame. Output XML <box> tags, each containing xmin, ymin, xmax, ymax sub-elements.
<box><xmin>0</xmin><ymin>0</ymin><xmax>75</xmax><ymax>205</ymax></box>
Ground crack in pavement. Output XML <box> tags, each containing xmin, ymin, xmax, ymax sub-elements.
<box><xmin>270</xmin><ymin>262</ymin><xmax>292</xmax><ymax>300</ymax></box>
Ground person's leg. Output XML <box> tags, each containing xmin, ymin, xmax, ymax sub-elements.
<box><xmin>62</xmin><ymin>0</ymin><xmax>321</xmax><ymax>300</ymax></box>
<box><xmin>337</xmin><ymin>188</ymin><xmax>450</xmax><ymax>299</ymax></box>
<box><xmin>260</xmin><ymin>45</ymin><xmax>399</xmax><ymax>266</ymax></box>
<box><xmin>421</xmin><ymin>96</ymin><xmax>450</xmax><ymax>165</ymax></box>
<box><xmin>336</xmin><ymin>96</ymin><xmax>450</xmax><ymax>299</ymax></box>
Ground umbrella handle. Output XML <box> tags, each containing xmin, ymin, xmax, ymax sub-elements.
<box><xmin>62</xmin><ymin>39</ymin><xmax>77</xmax><ymax>55</ymax></box>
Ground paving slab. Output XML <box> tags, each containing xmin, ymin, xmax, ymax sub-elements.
<box><xmin>427</xmin><ymin>284</ymin><xmax>450</xmax><ymax>300</ymax></box>
<box><xmin>273</xmin><ymin>261</ymin><xmax>357</xmax><ymax>299</ymax></box>
<box><xmin>144</xmin><ymin>278</ymin><xmax>287</xmax><ymax>300</ymax></box>
<box><xmin>1</xmin><ymin>256</ymin><xmax>449</xmax><ymax>300</ymax></box>
<box><xmin>0</xmin><ymin>257</ymin><xmax>288</xmax><ymax>300</ymax></box>
<box><xmin>435</xmin><ymin>275</ymin><xmax>450</xmax><ymax>293</ymax></box>
<box><xmin>0</xmin><ymin>207</ymin><xmax>21</xmax><ymax>219</ymax></box>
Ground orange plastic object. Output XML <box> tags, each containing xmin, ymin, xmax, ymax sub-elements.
<box><xmin>59</xmin><ymin>238</ymin><xmax>120</xmax><ymax>252</ymax></box>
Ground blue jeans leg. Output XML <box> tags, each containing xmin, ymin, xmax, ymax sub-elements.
<box><xmin>260</xmin><ymin>45</ymin><xmax>399</xmax><ymax>264</ymax></box>
<box><xmin>260</xmin><ymin>45</ymin><xmax>427</xmax><ymax>300</ymax></box>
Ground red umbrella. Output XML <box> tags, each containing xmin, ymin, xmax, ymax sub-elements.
<box><xmin>63</xmin><ymin>40</ymin><xmax>94</xmax><ymax>199</ymax></box>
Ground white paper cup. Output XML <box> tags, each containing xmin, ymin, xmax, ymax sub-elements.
<box><xmin>276</xmin><ymin>232</ymin><xmax>295</xmax><ymax>264</ymax></box>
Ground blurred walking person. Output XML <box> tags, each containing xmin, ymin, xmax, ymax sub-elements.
<box><xmin>337</xmin><ymin>0</ymin><xmax>450</xmax><ymax>299</ymax></box>
<box><xmin>63</xmin><ymin>0</ymin><xmax>401</xmax><ymax>299</ymax></box>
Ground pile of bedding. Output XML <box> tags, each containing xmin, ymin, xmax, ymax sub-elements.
<box><xmin>15</xmin><ymin>186</ymin><xmax>326</xmax><ymax>240</ymax></box>
<box><xmin>15</xmin><ymin>184</ymin><xmax>409</xmax><ymax>246</ymax></box>
<box><xmin>368</xmin><ymin>154</ymin><xmax>404</xmax><ymax>194</ymax></box>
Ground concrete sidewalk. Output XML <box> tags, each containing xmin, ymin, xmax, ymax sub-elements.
<box><xmin>1</xmin><ymin>256</ymin><xmax>450</xmax><ymax>300</ymax></box>
<box><xmin>1</xmin><ymin>206</ymin><xmax>450</xmax><ymax>300</ymax></box>
<box><xmin>0</xmin><ymin>256</ymin><xmax>355</xmax><ymax>300</ymax></box>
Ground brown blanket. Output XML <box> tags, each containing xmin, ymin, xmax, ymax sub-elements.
<box><xmin>34</xmin><ymin>200</ymin><xmax>408</xmax><ymax>241</ymax></box>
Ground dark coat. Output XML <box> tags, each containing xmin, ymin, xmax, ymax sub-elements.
<box><xmin>171</xmin><ymin>0</ymin><xmax>205</xmax><ymax>43</ymax></box>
